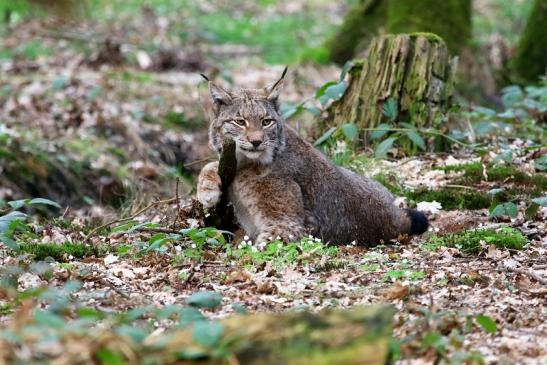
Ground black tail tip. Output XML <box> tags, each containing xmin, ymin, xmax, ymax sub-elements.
<box><xmin>406</xmin><ymin>209</ymin><xmax>429</xmax><ymax>235</ymax></box>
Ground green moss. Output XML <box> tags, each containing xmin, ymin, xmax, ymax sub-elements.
<box><xmin>409</xmin><ymin>32</ymin><xmax>444</xmax><ymax>43</ymax></box>
<box><xmin>444</xmin><ymin>162</ymin><xmax>547</xmax><ymax>190</ymax></box>
<box><xmin>373</xmin><ymin>172</ymin><xmax>406</xmax><ymax>196</ymax></box>
<box><xmin>387</xmin><ymin>0</ymin><xmax>471</xmax><ymax>54</ymax></box>
<box><xmin>16</xmin><ymin>242</ymin><xmax>107</xmax><ymax>262</ymax></box>
<box><xmin>326</xmin><ymin>0</ymin><xmax>388</xmax><ymax>64</ymax></box>
<box><xmin>512</xmin><ymin>0</ymin><xmax>547</xmax><ymax>82</ymax></box>
<box><xmin>425</xmin><ymin>227</ymin><xmax>528</xmax><ymax>254</ymax></box>
<box><xmin>406</xmin><ymin>187</ymin><xmax>492</xmax><ymax>210</ymax></box>
<box><xmin>0</xmin><ymin>304</ymin><xmax>13</xmax><ymax>316</ymax></box>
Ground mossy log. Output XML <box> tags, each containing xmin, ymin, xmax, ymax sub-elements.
<box><xmin>326</xmin><ymin>0</ymin><xmax>387</xmax><ymax>65</ymax></box>
<box><xmin>512</xmin><ymin>0</ymin><xmax>547</xmax><ymax>83</ymax></box>
<box><xmin>329</xmin><ymin>34</ymin><xmax>457</xmax><ymax>136</ymax></box>
<box><xmin>160</xmin><ymin>305</ymin><xmax>394</xmax><ymax>365</ymax></box>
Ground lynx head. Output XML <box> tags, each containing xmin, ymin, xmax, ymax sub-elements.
<box><xmin>203</xmin><ymin>68</ymin><xmax>288</xmax><ymax>165</ymax></box>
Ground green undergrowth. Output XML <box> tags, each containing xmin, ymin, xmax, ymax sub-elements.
<box><xmin>406</xmin><ymin>188</ymin><xmax>492</xmax><ymax>210</ymax></box>
<box><xmin>15</xmin><ymin>242</ymin><xmax>108</xmax><ymax>262</ymax></box>
<box><xmin>424</xmin><ymin>227</ymin><xmax>527</xmax><ymax>254</ymax></box>
<box><xmin>444</xmin><ymin>162</ymin><xmax>547</xmax><ymax>189</ymax></box>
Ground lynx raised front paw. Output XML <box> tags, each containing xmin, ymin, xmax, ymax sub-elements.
<box><xmin>197</xmin><ymin>161</ymin><xmax>221</xmax><ymax>209</ymax></box>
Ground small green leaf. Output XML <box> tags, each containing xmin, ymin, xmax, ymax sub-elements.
<box><xmin>95</xmin><ymin>349</ymin><xmax>127</xmax><ymax>365</ymax></box>
<box><xmin>475</xmin><ymin>315</ymin><xmax>497</xmax><ymax>333</ymax></box>
<box><xmin>34</xmin><ymin>310</ymin><xmax>65</xmax><ymax>328</ymax></box>
<box><xmin>318</xmin><ymin>81</ymin><xmax>347</xmax><ymax>106</ymax></box>
<box><xmin>534</xmin><ymin>156</ymin><xmax>547</xmax><ymax>171</ymax></box>
<box><xmin>341</xmin><ymin>123</ymin><xmax>358</xmax><ymax>141</ymax></box>
<box><xmin>531</xmin><ymin>197</ymin><xmax>547</xmax><ymax>206</ymax></box>
<box><xmin>490</xmin><ymin>202</ymin><xmax>518</xmax><ymax>218</ymax></box>
<box><xmin>7</xmin><ymin>199</ymin><xmax>26</xmax><ymax>210</ymax></box>
<box><xmin>370</xmin><ymin>124</ymin><xmax>391</xmax><ymax>140</ymax></box>
<box><xmin>29</xmin><ymin>198</ymin><xmax>62</xmax><ymax>209</ymax></box>
<box><xmin>487</xmin><ymin>188</ymin><xmax>504</xmax><ymax>196</ymax></box>
<box><xmin>186</xmin><ymin>291</ymin><xmax>222</xmax><ymax>309</ymax></box>
<box><xmin>192</xmin><ymin>321</ymin><xmax>224</xmax><ymax>347</ymax></box>
<box><xmin>315</xmin><ymin>81</ymin><xmax>337</xmax><ymax>99</ymax></box>
<box><xmin>382</xmin><ymin>99</ymin><xmax>398</xmax><ymax>122</ymax></box>
<box><xmin>406</xmin><ymin>130</ymin><xmax>425</xmax><ymax>150</ymax></box>
<box><xmin>178</xmin><ymin>307</ymin><xmax>206</xmax><ymax>327</ymax></box>
<box><xmin>313</xmin><ymin>127</ymin><xmax>337</xmax><ymax>146</ymax></box>
<box><xmin>0</xmin><ymin>235</ymin><xmax>19</xmax><ymax>251</ymax></box>
<box><xmin>375</xmin><ymin>137</ymin><xmax>397</xmax><ymax>159</ymax></box>
<box><xmin>525</xmin><ymin>203</ymin><xmax>539</xmax><ymax>219</ymax></box>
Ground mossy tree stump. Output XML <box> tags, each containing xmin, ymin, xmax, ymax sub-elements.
<box><xmin>329</xmin><ymin>34</ymin><xmax>457</xmax><ymax>138</ymax></box>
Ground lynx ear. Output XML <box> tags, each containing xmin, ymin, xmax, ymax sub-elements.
<box><xmin>266</xmin><ymin>66</ymin><xmax>287</xmax><ymax>107</ymax></box>
<box><xmin>202</xmin><ymin>74</ymin><xmax>232</xmax><ymax>106</ymax></box>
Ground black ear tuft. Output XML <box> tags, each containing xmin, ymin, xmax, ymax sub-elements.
<box><xmin>405</xmin><ymin>209</ymin><xmax>429</xmax><ymax>235</ymax></box>
<box><xmin>200</xmin><ymin>73</ymin><xmax>210</xmax><ymax>82</ymax></box>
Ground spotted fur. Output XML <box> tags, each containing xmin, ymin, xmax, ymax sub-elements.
<box><xmin>197</xmin><ymin>69</ymin><xmax>428</xmax><ymax>245</ymax></box>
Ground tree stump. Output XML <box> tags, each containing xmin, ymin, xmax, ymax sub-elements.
<box><xmin>329</xmin><ymin>33</ymin><xmax>457</xmax><ymax>137</ymax></box>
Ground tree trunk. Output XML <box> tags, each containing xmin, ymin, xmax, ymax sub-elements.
<box><xmin>329</xmin><ymin>34</ymin><xmax>457</xmax><ymax>136</ymax></box>
<box><xmin>161</xmin><ymin>305</ymin><xmax>395</xmax><ymax>365</ymax></box>
<box><xmin>327</xmin><ymin>0</ymin><xmax>471</xmax><ymax>64</ymax></box>
<box><xmin>512</xmin><ymin>0</ymin><xmax>547</xmax><ymax>83</ymax></box>
<box><xmin>326</xmin><ymin>0</ymin><xmax>387</xmax><ymax>65</ymax></box>
<box><xmin>386</xmin><ymin>0</ymin><xmax>471</xmax><ymax>55</ymax></box>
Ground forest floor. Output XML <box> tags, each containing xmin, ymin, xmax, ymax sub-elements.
<box><xmin>1</xmin><ymin>2</ymin><xmax>546</xmax><ymax>364</ymax></box>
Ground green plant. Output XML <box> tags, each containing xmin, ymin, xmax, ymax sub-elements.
<box><xmin>424</xmin><ymin>227</ymin><xmax>527</xmax><ymax>254</ymax></box>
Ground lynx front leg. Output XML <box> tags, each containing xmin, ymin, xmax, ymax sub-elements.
<box><xmin>197</xmin><ymin>161</ymin><xmax>221</xmax><ymax>208</ymax></box>
<box><xmin>231</xmin><ymin>172</ymin><xmax>307</xmax><ymax>244</ymax></box>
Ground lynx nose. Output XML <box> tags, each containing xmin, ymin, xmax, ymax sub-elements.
<box><xmin>250</xmin><ymin>140</ymin><xmax>262</xmax><ymax>148</ymax></box>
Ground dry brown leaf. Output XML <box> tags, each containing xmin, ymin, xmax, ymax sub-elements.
<box><xmin>380</xmin><ymin>282</ymin><xmax>409</xmax><ymax>300</ymax></box>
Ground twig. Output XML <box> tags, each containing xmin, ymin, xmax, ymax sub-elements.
<box><xmin>84</xmin><ymin>197</ymin><xmax>178</xmax><ymax>242</ymax></box>
<box><xmin>504</xmin><ymin>266</ymin><xmax>547</xmax><ymax>286</ymax></box>
<box><xmin>443</xmin><ymin>184</ymin><xmax>476</xmax><ymax>190</ymax></box>
<box><xmin>170</xmin><ymin>177</ymin><xmax>181</xmax><ymax>229</ymax></box>
<box><xmin>183</xmin><ymin>155</ymin><xmax>216</xmax><ymax>168</ymax></box>
<box><xmin>532</xmin><ymin>264</ymin><xmax>547</xmax><ymax>270</ymax></box>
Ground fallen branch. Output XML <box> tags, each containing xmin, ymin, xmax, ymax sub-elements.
<box><xmin>84</xmin><ymin>197</ymin><xmax>177</xmax><ymax>242</ymax></box>
<box><xmin>504</xmin><ymin>266</ymin><xmax>547</xmax><ymax>286</ymax></box>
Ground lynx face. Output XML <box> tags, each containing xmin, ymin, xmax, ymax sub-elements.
<box><xmin>205</xmin><ymin>69</ymin><xmax>287</xmax><ymax>165</ymax></box>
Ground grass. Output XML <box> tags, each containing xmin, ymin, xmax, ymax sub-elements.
<box><xmin>406</xmin><ymin>187</ymin><xmax>492</xmax><ymax>210</ymax></box>
<box><xmin>424</xmin><ymin>227</ymin><xmax>527</xmax><ymax>254</ymax></box>
<box><xmin>16</xmin><ymin>241</ymin><xmax>106</xmax><ymax>262</ymax></box>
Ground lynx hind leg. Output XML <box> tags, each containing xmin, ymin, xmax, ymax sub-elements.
<box><xmin>233</xmin><ymin>172</ymin><xmax>307</xmax><ymax>244</ymax></box>
<box><xmin>197</xmin><ymin>161</ymin><xmax>221</xmax><ymax>208</ymax></box>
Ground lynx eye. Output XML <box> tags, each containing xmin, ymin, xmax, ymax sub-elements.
<box><xmin>261</xmin><ymin>119</ymin><xmax>275</xmax><ymax>128</ymax></box>
<box><xmin>231</xmin><ymin>119</ymin><xmax>247</xmax><ymax>127</ymax></box>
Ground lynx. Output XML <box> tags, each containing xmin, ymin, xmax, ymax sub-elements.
<box><xmin>197</xmin><ymin>68</ymin><xmax>429</xmax><ymax>245</ymax></box>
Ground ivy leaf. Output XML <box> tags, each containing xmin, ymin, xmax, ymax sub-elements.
<box><xmin>7</xmin><ymin>199</ymin><xmax>26</xmax><ymax>210</ymax></box>
<box><xmin>341</xmin><ymin>123</ymin><xmax>358</xmax><ymax>141</ymax></box>
<box><xmin>315</xmin><ymin>81</ymin><xmax>337</xmax><ymax>99</ymax></box>
<box><xmin>318</xmin><ymin>81</ymin><xmax>347</xmax><ymax>106</ymax></box>
<box><xmin>178</xmin><ymin>307</ymin><xmax>206</xmax><ymax>328</ymax></box>
<box><xmin>490</xmin><ymin>202</ymin><xmax>518</xmax><ymax>218</ymax></box>
<box><xmin>186</xmin><ymin>291</ymin><xmax>222</xmax><ymax>309</ymax></box>
<box><xmin>370</xmin><ymin>123</ymin><xmax>391</xmax><ymax>140</ymax></box>
<box><xmin>313</xmin><ymin>127</ymin><xmax>337</xmax><ymax>146</ymax></box>
<box><xmin>487</xmin><ymin>188</ymin><xmax>504</xmax><ymax>196</ymax></box>
<box><xmin>192</xmin><ymin>321</ymin><xmax>224</xmax><ymax>347</ymax></box>
<box><xmin>475</xmin><ymin>315</ymin><xmax>497</xmax><ymax>334</ymax></box>
<box><xmin>34</xmin><ymin>310</ymin><xmax>65</xmax><ymax>328</ymax></box>
<box><xmin>382</xmin><ymin>98</ymin><xmax>398</xmax><ymax>122</ymax></box>
<box><xmin>375</xmin><ymin>137</ymin><xmax>397</xmax><ymax>159</ymax></box>
<box><xmin>406</xmin><ymin>130</ymin><xmax>426</xmax><ymax>150</ymax></box>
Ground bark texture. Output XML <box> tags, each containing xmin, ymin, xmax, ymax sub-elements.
<box><xmin>386</xmin><ymin>0</ymin><xmax>471</xmax><ymax>55</ymax></box>
<box><xmin>326</xmin><ymin>0</ymin><xmax>387</xmax><ymax>65</ymax></box>
<box><xmin>330</xmin><ymin>34</ymin><xmax>457</xmax><ymax>134</ymax></box>
<box><xmin>513</xmin><ymin>0</ymin><xmax>547</xmax><ymax>82</ymax></box>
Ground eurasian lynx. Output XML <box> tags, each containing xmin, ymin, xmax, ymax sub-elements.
<box><xmin>197</xmin><ymin>68</ymin><xmax>429</xmax><ymax>245</ymax></box>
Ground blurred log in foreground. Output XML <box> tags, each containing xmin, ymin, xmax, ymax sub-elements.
<box><xmin>159</xmin><ymin>305</ymin><xmax>395</xmax><ymax>365</ymax></box>
<box><xmin>329</xmin><ymin>33</ymin><xmax>457</xmax><ymax>138</ymax></box>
